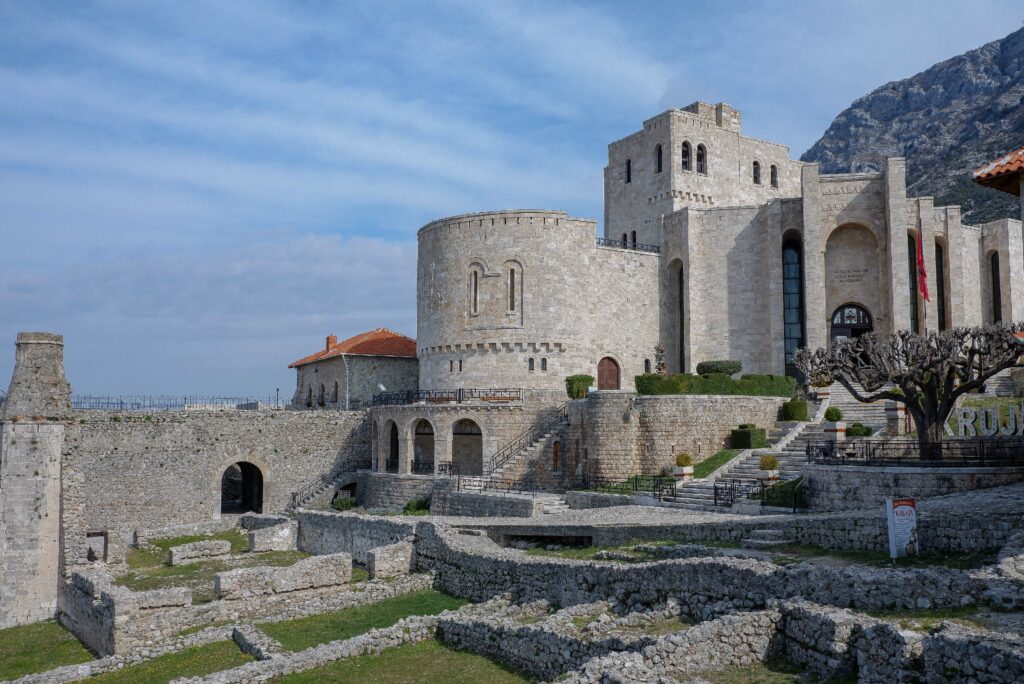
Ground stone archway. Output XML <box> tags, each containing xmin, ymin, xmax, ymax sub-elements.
<box><xmin>597</xmin><ymin>357</ymin><xmax>621</xmax><ymax>390</ymax></box>
<box><xmin>221</xmin><ymin>462</ymin><xmax>263</xmax><ymax>514</ymax></box>
<box><xmin>413</xmin><ymin>419</ymin><xmax>435</xmax><ymax>474</ymax></box>
<box><xmin>452</xmin><ymin>419</ymin><xmax>483</xmax><ymax>476</ymax></box>
<box><xmin>387</xmin><ymin>421</ymin><xmax>399</xmax><ymax>473</ymax></box>
<box><xmin>825</xmin><ymin>223</ymin><xmax>881</xmax><ymax>337</ymax></box>
<box><xmin>830</xmin><ymin>303</ymin><xmax>873</xmax><ymax>340</ymax></box>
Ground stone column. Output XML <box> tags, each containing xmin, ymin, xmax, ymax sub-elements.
<box><xmin>800</xmin><ymin>164</ymin><xmax>828</xmax><ymax>352</ymax></box>
<box><xmin>0</xmin><ymin>332</ymin><xmax>72</xmax><ymax>628</ymax></box>
<box><xmin>942</xmin><ymin>207</ymin><xmax>968</xmax><ymax>327</ymax></box>
<box><xmin>917</xmin><ymin>198</ymin><xmax>940</xmax><ymax>330</ymax></box>
<box><xmin>397</xmin><ymin>423</ymin><xmax>413</xmax><ymax>475</ymax></box>
<box><xmin>885</xmin><ymin>158</ymin><xmax>911</xmax><ymax>333</ymax></box>
<box><xmin>765</xmin><ymin>200</ymin><xmax>786</xmax><ymax>373</ymax></box>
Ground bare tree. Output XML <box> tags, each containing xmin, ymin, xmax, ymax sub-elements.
<box><xmin>795</xmin><ymin>325</ymin><xmax>1024</xmax><ymax>456</ymax></box>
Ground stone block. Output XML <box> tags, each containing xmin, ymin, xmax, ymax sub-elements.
<box><xmin>168</xmin><ymin>540</ymin><xmax>232</xmax><ymax>566</ymax></box>
<box><xmin>367</xmin><ymin>541</ymin><xmax>414</xmax><ymax>579</ymax></box>
<box><xmin>248</xmin><ymin>522</ymin><xmax>297</xmax><ymax>553</ymax></box>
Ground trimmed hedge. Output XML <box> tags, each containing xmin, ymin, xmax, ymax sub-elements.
<box><xmin>565</xmin><ymin>375</ymin><xmax>594</xmax><ymax>400</ymax></box>
<box><xmin>781</xmin><ymin>399</ymin><xmax>809</xmax><ymax>422</ymax></box>
<box><xmin>847</xmin><ymin>422</ymin><xmax>873</xmax><ymax>437</ymax></box>
<box><xmin>824</xmin><ymin>406</ymin><xmax>843</xmax><ymax>422</ymax></box>
<box><xmin>635</xmin><ymin>373</ymin><xmax>795</xmax><ymax>398</ymax></box>
<box><xmin>731</xmin><ymin>424</ymin><xmax>767</xmax><ymax>449</ymax></box>
<box><xmin>695</xmin><ymin>360</ymin><xmax>742</xmax><ymax>376</ymax></box>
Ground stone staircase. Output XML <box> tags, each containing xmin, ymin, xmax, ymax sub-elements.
<box><xmin>538</xmin><ymin>494</ymin><xmax>570</xmax><ymax>514</ymax></box>
<box><xmin>981</xmin><ymin>368</ymin><xmax>1016</xmax><ymax>397</ymax></box>
<box><xmin>825</xmin><ymin>382</ymin><xmax>888</xmax><ymax>430</ymax></box>
<box><xmin>741</xmin><ymin>528</ymin><xmax>793</xmax><ymax>550</ymax></box>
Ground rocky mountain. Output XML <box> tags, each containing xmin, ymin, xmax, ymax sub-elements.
<box><xmin>802</xmin><ymin>26</ymin><xmax>1024</xmax><ymax>224</ymax></box>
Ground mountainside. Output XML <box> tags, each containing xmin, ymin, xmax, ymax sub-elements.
<box><xmin>802</xmin><ymin>26</ymin><xmax>1024</xmax><ymax>224</ymax></box>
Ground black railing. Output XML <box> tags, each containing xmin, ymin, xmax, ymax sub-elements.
<box><xmin>806</xmin><ymin>438</ymin><xmax>1024</xmax><ymax>467</ymax></box>
<box><xmin>411</xmin><ymin>460</ymin><xmax>435</xmax><ymax>474</ymax></box>
<box><xmin>71</xmin><ymin>394</ymin><xmax>283</xmax><ymax>411</ymax></box>
<box><xmin>458</xmin><ymin>476</ymin><xmax>537</xmax><ymax>496</ymax></box>
<box><xmin>437</xmin><ymin>463</ymin><xmax>459</xmax><ymax>477</ymax></box>
<box><xmin>713</xmin><ymin>478</ymin><xmax>758</xmax><ymax>507</ymax></box>
<box><xmin>570</xmin><ymin>473</ymin><xmax>676</xmax><ymax>498</ymax></box>
<box><xmin>596</xmin><ymin>237</ymin><xmax>661</xmax><ymax>254</ymax></box>
<box><xmin>489</xmin><ymin>402</ymin><xmax>568</xmax><ymax>474</ymax></box>
<box><xmin>289</xmin><ymin>456</ymin><xmax>371</xmax><ymax>509</ymax></box>
<box><xmin>371</xmin><ymin>388</ymin><xmax>522</xmax><ymax>406</ymax></box>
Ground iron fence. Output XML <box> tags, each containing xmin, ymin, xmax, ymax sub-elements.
<box><xmin>458</xmin><ymin>476</ymin><xmax>537</xmax><ymax>496</ymax></box>
<box><xmin>437</xmin><ymin>463</ymin><xmax>459</xmax><ymax>477</ymax></box>
<box><xmin>570</xmin><ymin>473</ymin><xmax>676</xmax><ymax>499</ymax></box>
<box><xmin>71</xmin><ymin>394</ymin><xmax>284</xmax><ymax>411</ymax></box>
<box><xmin>411</xmin><ymin>460</ymin><xmax>436</xmax><ymax>474</ymax></box>
<box><xmin>595</xmin><ymin>236</ymin><xmax>661</xmax><ymax>254</ymax></box>
<box><xmin>371</xmin><ymin>388</ymin><xmax>522</xmax><ymax>406</ymax></box>
<box><xmin>806</xmin><ymin>438</ymin><xmax>1024</xmax><ymax>467</ymax></box>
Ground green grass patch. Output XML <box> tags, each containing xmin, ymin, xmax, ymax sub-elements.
<box><xmin>176</xmin><ymin>619</ymin><xmax>234</xmax><ymax>637</ymax></box>
<box><xmin>88</xmin><ymin>641</ymin><xmax>252</xmax><ymax>684</ymax></box>
<box><xmin>351</xmin><ymin>566</ymin><xmax>370</xmax><ymax>583</ymax></box>
<box><xmin>865</xmin><ymin>605</ymin><xmax>984</xmax><ymax>631</ymax></box>
<box><xmin>258</xmin><ymin>589</ymin><xmax>468</xmax><ymax>652</ymax></box>
<box><xmin>769</xmin><ymin>544</ymin><xmax>997</xmax><ymax>569</ymax></box>
<box><xmin>526</xmin><ymin>538</ymin><xmax>740</xmax><ymax>561</ymax></box>
<box><xmin>694</xmin><ymin>657</ymin><xmax>854</xmax><ymax>684</ymax></box>
<box><xmin>272</xmin><ymin>638</ymin><xmax>531</xmax><ymax>683</ymax></box>
<box><xmin>0</xmin><ymin>620</ymin><xmax>93</xmax><ymax>680</ymax></box>
<box><xmin>693</xmin><ymin>449</ymin><xmax>738</xmax><ymax>479</ymax></box>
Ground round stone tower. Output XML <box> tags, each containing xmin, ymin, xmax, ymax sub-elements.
<box><xmin>416</xmin><ymin>210</ymin><xmax>599</xmax><ymax>391</ymax></box>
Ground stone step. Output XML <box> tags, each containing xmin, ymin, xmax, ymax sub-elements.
<box><xmin>741</xmin><ymin>537</ymin><xmax>793</xmax><ymax>550</ymax></box>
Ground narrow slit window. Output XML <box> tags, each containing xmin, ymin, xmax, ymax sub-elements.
<box><xmin>541</xmin><ymin>358</ymin><xmax>547</xmax><ymax>371</ymax></box>
<box><xmin>470</xmin><ymin>270</ymin><xmax>479</xmax><ymax>314</ymax></box>
<box><xmin>753</xmin><ymin>161</ymin><xmax>761</xmax><ymax>185</ymax></box>
<box><xmin>528</xmin><ymin>358</ymin><xmax>535</xmax><ymax>371</ymax></box>
<box><xmin>625</xmin><ymin>159</ymin><xmax>631</xmax><ymax>183</ymax></box>
<box><xmin>681</xmin><ymin>142</ymin><xmax>691</xmax><ymax>171</ymax></box>
<box><xmin>770</xmin><ymin>164</ymin><xmax>778</xmax><ymax>188</ymax></box>
<box><xmin>508</xmin><ymin>268</ymin><xmax>516</xmax><ymax>312</ymax></box>
<box><xmin>655</xmin><ymin>144</ymin><xmax>663</xmax><ymax>173</ymax></box>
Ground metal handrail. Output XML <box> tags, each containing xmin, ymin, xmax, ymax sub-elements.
<box><xmin>371</xmin><ymin>388</ymin><xmax>522</xmax><ymax>406</ymax></box>
<box><xmin>806</xmin><ymin>438</ymin><xmax>1024</xmax><ymax>467</ymax></box>
<box><xmin>489</xmin><ymin>402</ymin><xmax>569</xmax><ymax>474</ymax></box>
<box><xmin>289</xmin><ymin>456</ymin><xmax>371</xmax><ymax>509</ymax></box>
<box><xmin>596</xmin><ymin>237</ymin><xmax>661</xmax><ymax>254</ymax></box>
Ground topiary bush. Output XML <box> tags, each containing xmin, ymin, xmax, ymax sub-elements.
<box><xmin>847</xmin><ymin>422</ymin><xmax>873</xmax><ymax>437</ymax></box>
<box><xmin>565</xmin><ymin>375</ymin><xmax>595</xmax><ymax>399</ymax></box>
<box><xmin>781</xmin><ymin>399</ymin><xmax>809</xmax><ymax>422</ymax></box>
<box><xmin>695</xmin><ymin>360</ymin><xmax>742</xmax><ymax>376</ymax></box>
<box><xmin>758</xmin><ymin>454</ymin><xmax>779</xmax><ymax>471</ymax></box>
<box><xmin>731</xmin><ymin>424</ymin><xmax>767</xmax><ymax>449</ymax></box>
<box><xmin>675</xmin><ymin>453</ymin><xmax>693</xmax><ymax>467</ymax></box>
<box><xmin>634</xmin><ymin>373</ymin><xmax>795</xmax><ymax>398</ymax></box>
<box><xmin>824</xmin><ymin>406</ymin><xmax>843</xmax><ymax>422</ymax></box>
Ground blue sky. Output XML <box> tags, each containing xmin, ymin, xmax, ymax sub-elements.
<box><xmin>1</xmin><ymin>1</ymin><xmax>1022</xmax><ymax>397</ymax></box>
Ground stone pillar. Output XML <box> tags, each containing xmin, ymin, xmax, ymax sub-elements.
<box><xmin>885</xmin><ymin>158</ymin><xmax>911</xmax><ymax>333</ymax></box>
<box><xmin>765</xmin><ymin>200</ymin><xmax>786</xmax><ymax>373</ymax></box>
<box><xmin>942</xmin><ymin>207</ymin><xmax>968</xmax><ymax>327</ymax></box>
<box><xmin>0</xmin><ymin>332</ymin><xmax>72</xmax><ymax>628</ymax></box>
<box><xmin>1002</xmin><ymin>220</ymin><xmax>1024</xmax><ymax>324</ymax></box>
<box><xmin>397</xmin><ymin>424</ymin><xmax>413</xmax><ymax>475</ymax></box>
<box><xmin>917</xmin><ymin>198</ymin><xmax>939</xmax><ymax>331</ymax></box>
<box><xmin>801</xmin><ymin>164</ymin><xmax>828</xmax><ymax>352</ymax></box>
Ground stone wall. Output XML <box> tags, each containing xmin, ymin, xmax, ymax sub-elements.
<box><xmin>366</xmin><ymin>541</ymin><xmax>413</xmax><ymax>579</ymax></box>
<box><xmin>60</xmin><ymin>408</ymin><xmax>370</xmax><ymax>571</ymax></box>
<box><xmin>355</xmin><ymin>471</ymin><xmax>449</xmax><ymax>511</ymax></box>
<box><xmin>215</xmin><ymin>553</ymin><xmax>352</xmax><ymax>600</ymax></box>
<box><xmin>291</xmin><ymin>353</ymin><xmax>417</xmax><ymax>410</ymax></box>
<box><xmin>430</xmin><ymin>490</ymin><xmax>545</xmax><ymax>517</ymax></box>
<box><xmin>805</xmin><ymin>463</ymin><xmax>1024</xmax><ymax>512</ymax></box>
<box><xmin>295</xmin><ymin>509</ymin><xmax>417</xmax><ymax>564</ymax></box>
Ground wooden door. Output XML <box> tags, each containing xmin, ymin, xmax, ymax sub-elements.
<box><xmin>597</xmin><ymin>357</ymin><xmax>620</xmax><ymax>390</ymax></box>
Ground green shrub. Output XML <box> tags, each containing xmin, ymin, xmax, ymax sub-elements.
<box><xmin>675</xmin><ymin>453</ymin><xmax>693</xmax><ymax>468</ymax></box>
<box><xmin>634</xmin><ymin>373</ymin><xmax>795</xmax><ymax>398</ymax></box>
<box><xmin>403</xmin><ymin>496</ymin><xmax>431</xmax><ymax>515</ymax></box>
<box><xmin>695</xmin><ymin>360</ymin><xmax>742</xmax><ymax>376</ymax></box>
<box><xmin>781</xmin><ymin>399</ymin><xmax>809</xmax><ymax>422</ymax></box>
<box><xmin>847</xmin><ymin>422</ymin><xmax>873</xmax><ymax>437</ymax></box>
<box><xmin>738</xmin><ymin>423</ymin><xmax>755</xmax><ymax>430</ymax></box>
<box><xmin>824</xmin><ymin>406</ymin><xmax>843</xmax><ymax>422</ymax></box>
<box><xmin>759</xmin><ymin>454</ymin><xmax>779</xmax><ymax>471</ymax></box>
<box><xmin>565</xmin><ymin>375</ymin><xmax>595</xmax><ymax>399</ymax></box>
<box><xmin>731</xmin><ymin>425</ymin><xmax>767</xmax><ymax>449</ymax></box>
<box><xmin>331</xmin><ymin>496</ymin><xmax>355</xmax><ymax>512</ymax></box>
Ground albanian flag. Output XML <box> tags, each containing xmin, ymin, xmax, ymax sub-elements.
<box><xmin>916</xmin><ymin>229</ymin><xmax>930</xmax><ymax>302</ymax></box>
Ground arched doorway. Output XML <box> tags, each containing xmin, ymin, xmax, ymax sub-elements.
<box><xmin>597</xmin><ymin>357</ymin><xmax>620</xmax><ymax>390</ymax></box>
<box><xmin>221</xmin><ymin>462</ymin><xmax>263</xmax><ymax>514</ymax></box>
<box><xmin>830</xmin><ymin>304</ymin><xmax>873</xmax><ymax>340</ymax></box>
<box><xmin>552</xmin><ymin>441</ymin><xmax>561</xmax><ymax>471</ymax></box>
<box><xmin>387</xmin><ymin>422</ymin><xmax>399</xmax><ymax>473</ymax></box>
<box><xmin>452</xmin><ymin>419</ymin><xmax>483</xmax><ymax>476</ymax></box>
<box><xmin>413</xmin><ymin>419</ymin><xmax>435</xmax><ymax>473</ymax></box>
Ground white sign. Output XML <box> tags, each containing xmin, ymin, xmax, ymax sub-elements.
<box><xmin>885</xmin><ymin>498</ymin><xmax>918</xmax><ymax>559</ymax></box>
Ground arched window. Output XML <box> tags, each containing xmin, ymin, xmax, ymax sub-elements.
<box><xmin>991</xmin><ymin>251</ymin><xmax>1002</xmax><ymax>324</ymax></box>
<box><xmin>752</xmin><ymin>161</ymin><xmax>761</xmax><ymax>185</ymax></box>
<box><xmin>306</xmin><ymin>386</ymin><xmax>312</xmax><ymax>408</ymax></box>
<box><xmin>681</xmin><ymin>142</ymin><xmax>691</xmax><ymax>171</ymax></box>
<box><xmin>908</xmin><ymin>234</ymin><xmax>920</xmax><ymax>333</ymax></box>
<box><xmin>541</xmin><ymin>358</ymin><xmax>547</xmax><ymax>371</ymax></box>
<box><xmin>655</xmin><ymin>144</ymin><xmax>663</xmax><ymax>173</ymax></box>
<box><xmin>770</xmin><ymin>164</ymin><xmax>779</xmax><ymax>188</ymax></box>
<box><xmin>318</xmin><ymin>383</ymin><xmax>325</xmax><ymax>407</ymax></box>
<box><xmin>644</xmin><ymin>359</ymin><xmax>652</xmax><ymax>374</ymax></box>
<box><xmin>470</xmin><ymin>269</ymin><xmax>479</xmax><ymax>315</ymax></box>
<box><xmin>782</xmin><ymin>239</ymin><xmax>805</xmax><ymax>375</ymax></box>
<box><xmin>621</xmin><ymin>232</ymin><xmax>628</xmax><ymax>246</ymax></box>
<box><xmin>630</xmin><ymin>230</ymin><xmax>637</xmax><ymax>248</ymax></box>
<box><xmin>625</xmin><ymin>159</ymin><xmax>631</xmax><ymax>184</ymax></box>
<box><xmin>528</xmin><ymin>357</ymin><xmax>535</xmax><ymax>371</ymax></box>
<box><xmin>506</xmin><ymin>264</ymin><xmax>518</xmax><ymax>312</ymax></box>
<box><xmin>332</xmin><ymin>381</ymin><xmax>339</xmax><ymax>403</ymax></box>
<box><xmin>935</xmin><ymin>243</ymin><xmax>947</xmax><ymax>331</ymax></box>
<box><xmin>696</xmin><ymin>144</ymin><xmax>707</xmax><ymax>175</ymax></box>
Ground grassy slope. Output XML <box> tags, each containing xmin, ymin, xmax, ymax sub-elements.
<box><xmin>259</xmin><ymin>589</ymin><xmax>468</xmax><ymax>652</ymax></box>
<box><xmin>694</xmin><ymin>449</ymin><xmax>738</xmax><ymax>479</ymax></box>
<box><xmin>88</xmin><ymin>641</ymin><xmax>252</xmax><ymax>684</ymax></box>
<box><xmin>273</xmin><ymin>639</ymin><xmax>531</xmax><ymax>683</ymax></box>
<box><xmin>0</xmin><ymin>620</ymin><xmax>94</xmax><ymax>681</ymax></box>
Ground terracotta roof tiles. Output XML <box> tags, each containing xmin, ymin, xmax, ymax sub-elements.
<box><xmin>288</xmin><ymin>328</ymin><xmax>416</xmax><ymax>368</ymax></box>
<box><xmin>973</xmin><ymin>145</ymin><xmax>1024</xmax><ymax>195</ymax></box>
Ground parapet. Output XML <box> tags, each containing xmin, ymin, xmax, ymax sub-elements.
<box><xmin>1</xmin><ymin>331</ymin><xmax>72</xmax><ymax>420</ymax></box>
<box><xmin>680</xmin><ymin>101</ymin><xmax>742</xmax><ymax>133</ymax></box>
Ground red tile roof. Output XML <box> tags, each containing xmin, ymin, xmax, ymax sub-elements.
<box><xmin>973</xmin><ymin>145</ymin><xmax>1024</xmax><ymax>195</ymax></box>
<box><xmin>288</xmin><ymin>328</ymin><xmax>416</xmax><ymax>368</ymax></box>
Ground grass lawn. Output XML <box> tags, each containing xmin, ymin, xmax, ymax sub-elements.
<box><xmin>272</xmin><ymin>639</ymin><xmax>532</xmax><ymax>683</ymax></box>
<box><xmin>865</xmin><ymin>605</ymin><xmax>985</xmax><ymax>631</ymax></box>
<box><xmin>88</xmin><ymin>641</ymin><xmax>252</xmax><ymax>684</ymax></box>
<box><xmin>525</xmin><ymin>538</ymin><xmax>739</xmax><ymax>562</ymax></box>
<box><xmin>694</xmin><ymin>449</ymin><xmax>739</xmax><ymax>479</ymax></box>
<box><xmin>769</xmin><ymin>543</ymin><xmax>998</xmax><ymax>569</ymax></box>
<box><xmin>258</xmin><ymin>589</ymin><xmax>468</xmax><ymax>651</ymax></box>
<box><xmin>693</xmin><ymin>657</ymin><xmax>854</xmax><ymax>684</ymax></box>
<box><xmin>0</xmin><ymin>620</ymin><xmax>93</xmax><ymax>681</ymax></box>
<box><xmin>116</xmin><ymin>529</ymin><xmax>314</xmax><ymax>603</ymax></box>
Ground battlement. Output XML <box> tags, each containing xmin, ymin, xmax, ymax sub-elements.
<box><xmin>680</xmin><ymin>101</ymin><xmax>742</xmax><ymax>133</ymax></box>
<box><xmin>1</xmin><ymin>331</ymin><xmax>71</xmax><ymax>420</ymax></box>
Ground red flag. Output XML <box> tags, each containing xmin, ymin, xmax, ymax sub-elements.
<box><xmin>916</xmin><ymin>230</ymin><xmax>930</xmax><ymax>302</ymax></box>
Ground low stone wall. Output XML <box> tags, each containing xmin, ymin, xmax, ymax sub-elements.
<box><xmin>248</xmin><ymin>522</ymin><xmax>297</xmax><ymax>553</ymax></box>
<box><xmin>431</xmin><ymin>490</ymin><xmax>544</xmax><ymax>517</ymax></box>
<box><xmin>239</xmin><ymin>514</ymin><xmax>290</xmax><ymax>531</ymax></box>
<box><xmin>805</xmin><ymin>463</ymin><xmax>1024</xmax><ymax>512</ymax></box>
<box><xmin>565</xmin><ymin>491</ymin><xmax>657</xmax><ymax>510</ymax></box>
<box><xmin>296</xmin><ymin>509</ymin><xmax>418</xmax><ymax>564</ymax></box>
<box><xmin>215</xmin><ymin>553</ymin><xmax>352</xmax><ymax>600</ymax></box>
<box><xmin>367</xmin><ymin>542</ymin><xmax>413</xmax><ymax>579</ymax></box>
<box><xmin>356</xmin><ymin>472</ymin><xmax>453</xmax><ymax>511</ymax></box>
<box><xmin>169</xmin><ymin>540</ymin><xmax>231</xmax><ymax>566</ymax></box>
<box><xmin>923</xmin><ymin>623</ymin><xmax>1024</xmax><ymax>682</ymax></box>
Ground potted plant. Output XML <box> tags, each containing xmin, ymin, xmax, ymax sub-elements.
<box><xmin>758</xmin><ymin>454</ymin><xmax>780</xmax><ymax>481</ymax></box>
<box><xmin>823</xmin><ymin>406</ymin><xmax>845</xmax><ymax>442</ymax></box>
<box><xmin>674</xmin><ymin>453</ymin><xmax>694</xmax><ymax>481</ymax></box>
